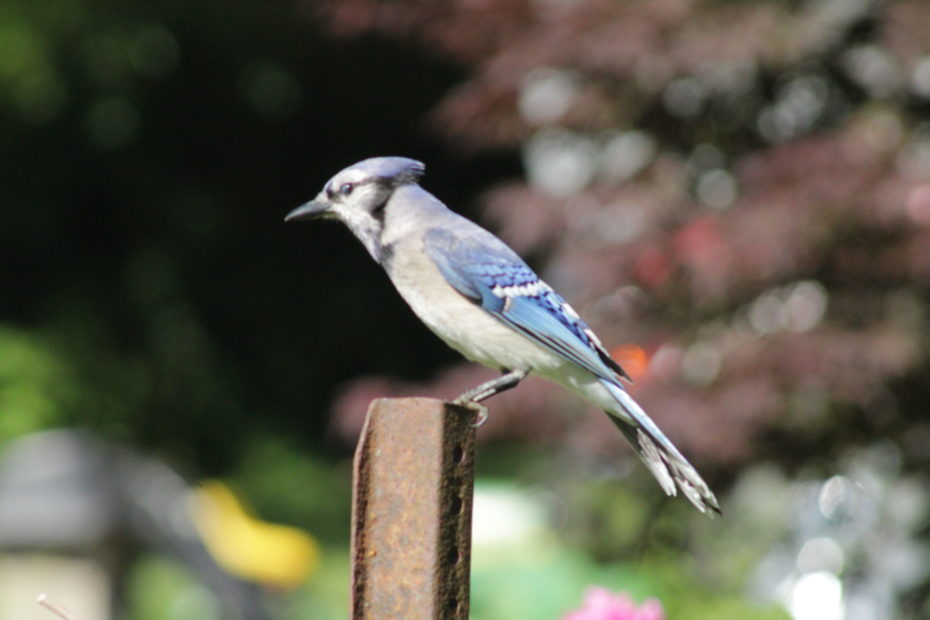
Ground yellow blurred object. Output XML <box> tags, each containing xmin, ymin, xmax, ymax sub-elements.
<box><xmin>189</xmin><ymin>481</ymin><xmax>320</xmax><ymax>589</ymax></box>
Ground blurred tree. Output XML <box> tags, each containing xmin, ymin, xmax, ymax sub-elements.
<box><xmin>316</xmin><ymin>0</ymin><xmax>930</xmax><ymax>475</ymax></box>
<box><xmin>308</xmin><ymin>5</ymin><xmax>930</xmax><ymax>615</ymax></box>
<box><xmin>0</xmin><ymin>327</ymin><xmax>75</xmax><ymax>441</ymax></box>
<box><xmin>0</xmin><ymin>0</ymin><xmax>518</xmax><ymax>472</ymax></box>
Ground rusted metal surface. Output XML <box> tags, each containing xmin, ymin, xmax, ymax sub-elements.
<box><xmin>350</xmin><ymin>398</ymin><xmax>476</xmax><ymax>620</ymax></box>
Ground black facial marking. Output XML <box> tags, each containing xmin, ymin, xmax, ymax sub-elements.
<box><xmin>379</xmin><ymin>241</ymin><xmax>395</xmax><ymax>268</ymax></box>
<box><xmin>371</xmin><ymin>199</ymin><xmax>388</xmax><ymax>223</ymax></box>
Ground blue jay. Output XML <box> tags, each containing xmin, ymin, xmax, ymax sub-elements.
<box><xmin>286</xmin><ymin>157</ymin><xmax>719</xmax><ymax>514</ymax></box>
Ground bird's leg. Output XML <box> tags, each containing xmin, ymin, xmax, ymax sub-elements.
<box><xmin>453</xmin><ymin>368</ymin><xmax>529</xmax><ymax>427</ymax></box>
<box><xmin>455</xmin><ymin>368</ymin><xmax>529</xmax><ymax>403</ymax></box>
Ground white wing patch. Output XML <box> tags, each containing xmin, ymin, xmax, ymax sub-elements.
<box><xmin>490</xmin><ymin>280</ymin><xmax>611</xmax><ymax>360</ymax></box>
<box><xmin>491</xmin><ymin>281</ymin><xmax>549</xmax><ymax>298</ymax></box>
<box><xmin>583</xmin><ymin>327</ymin><xmax>606</xmax><ymax>349</ymax></box>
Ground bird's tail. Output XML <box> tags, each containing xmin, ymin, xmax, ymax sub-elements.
<box><xmin>600</xmin><ymin>379</ymin><xmax>720</xmax><ymax>515</ymax></box>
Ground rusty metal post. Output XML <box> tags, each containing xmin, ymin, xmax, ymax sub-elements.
<box><xmin>350</xmin><ymin>397</ymin><xmax>476</xmax><ymax>619</ymax></box>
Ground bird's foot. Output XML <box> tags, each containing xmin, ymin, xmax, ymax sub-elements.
<box><xmin>452</xmin><ymin>398</ymin><xmax>490</xmax><ymax>427</ymax></box>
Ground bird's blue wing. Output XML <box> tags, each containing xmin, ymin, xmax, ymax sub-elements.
<box><xmin>424</xmin><ymin>227</ymin><xmax>628</xmax><ymax>381</ymax></box>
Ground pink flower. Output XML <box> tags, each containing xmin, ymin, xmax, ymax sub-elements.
<box><xmin>561</xmin><ymin>587</ymin><xmax>665</xmax><ymax>620</ymax></box>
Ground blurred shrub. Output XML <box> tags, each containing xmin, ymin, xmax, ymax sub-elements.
<box><xmin>0</xmin><ymin>325</ymin><xmax>76</xmax><ymax>441</ymax></box>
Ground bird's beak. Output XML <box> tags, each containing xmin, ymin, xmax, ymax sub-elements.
<box><xmin>285</xmin><ymin>197</ymin><xmax>331</xmax><ymax>222</ymax></box>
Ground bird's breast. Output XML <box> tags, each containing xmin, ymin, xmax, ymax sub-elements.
<box><xmin>385</xmin><ymin>245</ymin><xmax>561</xmax><ymax>373</ymax></box>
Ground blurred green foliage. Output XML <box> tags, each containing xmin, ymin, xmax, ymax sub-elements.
<box><xmin>471</xmin><ymin>550</ymin><xmax>784</xmax><ymax>620</ymax></box>
<box><xmin>230</xmin><ymin>437</ymin><xmax>352</xmax><ymax>545</ymax></box>
<box><xmin>128</xmin><ymin>556</ymin><xmax>219</xmax><ymax>620</ymax></box>
<box><xmin>0</xmin><ymin>326</ymin><xmax>74</xmax><ymax>441</ymax></box>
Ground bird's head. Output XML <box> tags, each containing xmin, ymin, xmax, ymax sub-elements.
<box><xmin>285</xmin><ymin>157</ymin><xmax>425</xmax><ymax>262</ymax></box>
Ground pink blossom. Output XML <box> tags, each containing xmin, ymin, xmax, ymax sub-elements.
<box><xmin>561</xmin><ymin>587</ymin><xmax>665</xmax><ymax>620</ymax></box>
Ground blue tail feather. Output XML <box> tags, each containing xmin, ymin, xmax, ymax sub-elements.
<box><xmin>599</xmin><ymin>379</ymin><xmax>721</xmax><ymax>515</ymax></box>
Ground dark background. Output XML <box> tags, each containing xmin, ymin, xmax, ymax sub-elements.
<box><xmin>1</xmin><ymin>1</ymin><xmax>519</xmax><ymax>471</ymax></box>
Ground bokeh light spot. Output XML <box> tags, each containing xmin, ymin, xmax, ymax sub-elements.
<box><xmin>131</xmin><ymin>25</ymin><xmax>181</xmax><ymax>78</ymax></box>
<box><xmin>238</xmin><ymin>62</ymin><xmax>302</xmax><ymax>121</ymax></box>
<box><xmin>524</xmin><ymin>129</ymin><xmax>598</xmax><ymax>198</ymax></box>
<box><xmin>662</xmin><ymin>76</ymin><xmax>704</xmax><ymax>117</ymax></box>
<box><xmin>789</xmin><ymin>571</ymin><xmax>843</xmax><ymax>620</ymax></box>
<box><xmin>610</xmin><ymin>344</ymin><xmax>648</xmax><ymax>382</ymax></box>
<box><xmin>518</xmin><ymin>67</ymin><xmax>577</xmax><ymax>126</ymax></box>
<box><xmin>600</xmin><ymin>130</ymin><xmax>656</xmax><ymax>182</ymax></box>
<box><xmin>797</xmin><ymin>537</ymin><xmax>844</xmax><ymax>575</ymax></box>
<box><xmin>84</xmin><ymin>98</ymin><xmax>140</xmax><ymax>149</ymax></box>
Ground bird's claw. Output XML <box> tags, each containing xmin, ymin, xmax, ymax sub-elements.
<box><xmin>452</xmin><ymin>399</ymin><xmax>490</xmax><ymax>427</ymax></box>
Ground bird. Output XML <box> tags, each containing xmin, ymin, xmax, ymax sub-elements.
<box><xmin>286</xmin><ymin>156</ymin><xmax>720</xmax><ymax>515</ymax></box>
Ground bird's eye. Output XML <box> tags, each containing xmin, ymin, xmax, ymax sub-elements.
<box><xmin>339</xmin><ymin>183</ymin><xmax>354</xmax><ymax>196</ymax></box>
